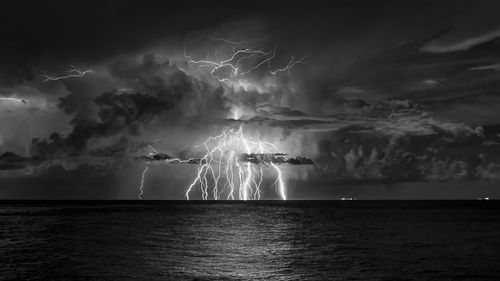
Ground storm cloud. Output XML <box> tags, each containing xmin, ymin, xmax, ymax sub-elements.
<box><xmin>2</xmin><ymin>0</ymin><xmax>500</xmax><ymax>198</ymax></box>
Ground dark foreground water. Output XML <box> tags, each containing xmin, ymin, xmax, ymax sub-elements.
<box><xmin>1</xmin><ymin>201</ymin><xmax>500</xmax><ymax>281</ymax></box>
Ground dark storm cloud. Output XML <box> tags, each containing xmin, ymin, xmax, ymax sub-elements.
<box><xmin>138</xmin><ymin>152</ymin><xmax>314</xmax><ymax>165</ymax></box>
<box><xmin>305</xmin><ymin>126</ymin><xmax>500</xmax><ymax>184</ymax></box>
<box><xmin>66</xmin><ymin>91</ymin><xmax>173</xmax><ymax>150</ymax></box>
<box><xmin>0</xmin><ymin>151</ymin><xmax>30</xmax><ymax>171</ymax></box>
<box><xmin>220</xmin><ymin>96</ymin><xmax>500</xmax><ymax>184</ymax></box>
<box><xmin>28</xmin><ymin>90</ymin><xmax>173</xmax><ymax>157</ymax></box>
<box><xmin>12</xmin><ymin>54</ymin><xmax>231</xmax><ymax>173</ymax></box>
<box><xmin>228</xmin><ymin>99</ymin><xmax>481</xmax><ymax>139</ymax></box>
<box><xmin>3</xmin><ymin>0</ymin><xmax>500</xmax><ymax>198</ymax></box>
<box><xmin>238</xmin><ymin>153</ymin><xmax>313</xmax><ymax>165</ymax></box>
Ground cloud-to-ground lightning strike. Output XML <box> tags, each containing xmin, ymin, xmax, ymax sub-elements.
<box><xmin>137</xmin><ymin>146</ymin><xmax>201</xmax><ymax>200</ymax></box>
<box><xmin>184</xmin><ymin>35</ymin><xmax>306</xmax><ymax>82</ymax></box>
<box><xmin>137</xmin><ymin>146</ymin><xmax>198</xmax><ymax>200</ymax></box>
<box><xmin>42</xmin><ymin>65</ymin><xmax>93</xmax><ymax>82</ymax></box>
<box><xmin>138</xmin><ymin>165</ymin><xmax>149</xmax><ymax>200</ymax></box>
<box><xmin>184</xmin><ymin>126</ymin><xmax>287</xmax><ymax>200</ymax></box>
<box><xmin>138</xmin><ymin>127</ymin><xmax>289</xmax><ymax>200</ymax></box>
<box><xmin>138</xmin><ymin>146</ymin><xmax>156</xmax><ymax>200</ymax></box>
<box><xmin>135</xmin><ymin>36</ymin><xmax>308</xmax><ymax>200</ymax></box>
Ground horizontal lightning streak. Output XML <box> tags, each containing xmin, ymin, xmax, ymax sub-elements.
<box><xmin>0</xmin><ymin>97</ymin><xmax>27</xmax><ymax>104</ymax></box>
<box><xmin>43</xmin><ymin>65</ymin><xmax>93</xmax><ymax>82</ymax></box>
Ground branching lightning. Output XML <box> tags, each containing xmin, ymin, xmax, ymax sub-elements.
<box><xmin>184</xmin><ymin>35</ymin><xmax>306</xmax><ymax>82</ymax></box>
<box><xmin>136</xmin><ymin>35</ymin><xmax>309</xmax><ymax>200</ymax></box>
<box><xmin>42</xmin><ymin>65</ymin><xmax>93</xmax><ymax>82</ymax></box>
<box><xmin>138</xmin><ymin>127</ymin><xmax>288</xmax><ymax>200</ymax></box>
<box><xmin>270</xmin><ymin>56</ymin><xmax>308</xmax><ymax>75</ymax></box>
<box><xmin>184</xmin><ymin>126</ymin><xmax>286</xmax><ymax>201</ymax></box>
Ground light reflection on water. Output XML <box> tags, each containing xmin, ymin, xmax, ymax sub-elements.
<box><xmin>1</xmin><ymin>201</ymin><xmax>500</xmax><ymax>280</ymax></box>
<box><xmin>144</xmin><ymin>205</ymin><xmax>298</xmax><ymax>280</ymax></box>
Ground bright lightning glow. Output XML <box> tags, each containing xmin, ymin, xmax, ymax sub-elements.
<box><xmin>138</xmin><ymin>165</ymin><xmax>149</xmax><ymax>200</ymax></box>
<box><xmin>185</xmin><ymin>47</ymin><xmax>273</xmax><ymax>82</ymax></box>
<box><xmin>42</xmin><ymin>65</ymin><xmax>93</xmax><ymax>82</ymax></box>
<box><xmin>185</xmin><ymin>126</ymin><xmax>286</xmax><ymax>200</ymax></box>
<box><xmin>0</xmin><ymin>97</ymin><xmax>27</xmax><ymax>104</ymax></box>
<box><xmin>138</xmin><ymin>147</ymin><xmax>156</xmax><ymax>200</ymax></box>
<box><xmin>271</xmin><ymin>163</ymin><xmax>286</xmax><ymax>200</ymax></box>
<box><xmin>138</xmin><ymin>126</ymin><xmax>287</xmax><ymax>200</ymax></box>
<box><xmin>184</xmin><ymin>35</ymin><xmax>306</xmax><ymax>82</ymax></box>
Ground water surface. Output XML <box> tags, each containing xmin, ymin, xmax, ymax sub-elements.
<box><xmin>1</xmin><ymin>201</ymin><xmax>499</xmax><ymax>280</ymax></box>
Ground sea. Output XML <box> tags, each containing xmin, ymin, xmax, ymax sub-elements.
<box><xmin>1</xmin><ymin>201</ymin><xmax>499</xmax><ymax>281</ymax></box>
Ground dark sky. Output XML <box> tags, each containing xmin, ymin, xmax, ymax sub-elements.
<box><xmin>2</xmin><ymin>0</ymin><xmax>500</xmax><ymax>199</ymax></box>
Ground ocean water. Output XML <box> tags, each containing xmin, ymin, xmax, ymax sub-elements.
<box><xmin>1</xmin><ymin>201</ymin><xmax>499</xmax><ymax>281</ymax></box>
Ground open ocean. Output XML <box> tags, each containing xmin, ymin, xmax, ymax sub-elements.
<box><xmin>1</xmin><ymin>201</ymin><xmax>499</xmax><ymax>281</ymax></box>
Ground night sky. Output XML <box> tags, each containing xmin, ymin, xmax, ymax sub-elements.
<box><xmin>2</xmin><ymin>0</ymin><xmax>500</xmax><ymax>199</ymax></box>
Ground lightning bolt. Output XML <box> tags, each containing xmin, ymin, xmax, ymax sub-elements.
<box><xmin>138</xmin><ymin>126</ymin><xmax>287</xmax><ymax>200</ymax></box>
<box><xmin>137</xmin><ymin>146</ymin><xmax>199</xmax><ymax>199</ymax></box>
<box><xmin>42</xmin><ymin>65</ymin><xmax>93</xmax><ymax>82</ymax></box>
<box><xmin>270</xmin><ymin>56</ymin><xmax>308</xmax><ymax>75</ymax></box>
<box><xmin>136</xmin><ymin>34</ymin><xmax>300</xmax><ymax>199</ymax></box>
<box><xmin>137</xmin><ymin>146</ymin><xmax>157</xmax><ymax>200</ymax></box>
<box><xmin>138</xmin><ymin>165</ymin><xmax>149</xmax><ymax>200</ymax></box>
<box><xmin>184</xmin><ymin>35</ymin><xmax>306</xmax><ymax>82</ymax></box>
<box><xmin>271</xmin><ymin>163</ymin><xmax>286</xmax><ymax>200</ymax></box>
<box><xmin>184</xmin><ymin>126</ymin><xmax>286</xmax><ymax>201</ymax></box>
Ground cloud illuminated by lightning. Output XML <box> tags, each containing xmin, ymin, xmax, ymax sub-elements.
<box><xmin>42</xmin><ymin>65</ymin><xmax>93</xmax><ymax>82</ymax></box>
<box><xmin>136</xmin><ymin>35</ymin><xmax>307</xmax><ymax>199</ymax></box>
